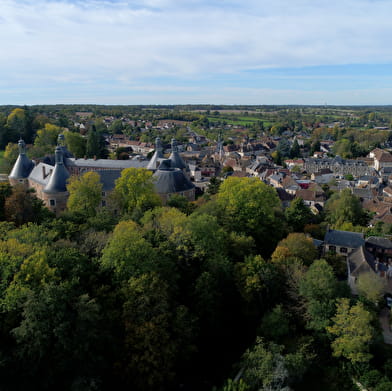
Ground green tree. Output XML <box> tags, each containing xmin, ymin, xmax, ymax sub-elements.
<box><xmin>86</xmin><ymin>125</ymin><xmax>107</xmax><ymax>158</ymax></box>
<box><xmin>67</xmin><ymin>171</ymin><xmax>102</xmax><ymax>217</ymax></box>
<box><xmin>1</xmin><ymin>142</ymin><xmax>19</xmax><ymax>173</ymax></box>
<box><xmin>327</xmin><ymin>298</ymin><xmax>375</xmax><ymax>364</ymax></box>
<box><xmin>325</xmin><ymin>189</ymin><xmax>369</xmax><ymax>227</ymax></box>
<box><xmin>240</xmin><ymin>337</ymin><xmax>290</xmax><ymax>391</ymax></box>
<box><xmin>32</xmin><ymin>123</ymin><xmax>63</xmax><ymax>156</ymax></box>
<box><xmin>217</xmin><ymin>177</ymin><xmax>282</xmax><ymax>254</ymax></box>
<box><xmin>114</xmin><ymin>168</ymin><xmax>161</xmax><ymax>216</ymax></box>
<box><xmin>285</xmin><ymin>198</ymin><xmax>313</xmax><ymax>232</ymax></box>
<box><xmin>356</xmin><ymin>272</ymin><xmax>386</xmax><ymax>305</ymax></box>
<box><xmin>100</xmin><ymin>220</ymin><xmax>157</xmax><ymax>281</ymax></box>
<box><xmin>121</xmin><ymin>272</ymin><xmax>191</xmax><ymax>390</ymax></box>
<box><xmin>64</xmin><ymin>131</ymin><xmax>86</xmax><ymax>158</ymax></box>
<box><xmin>299</xmin><ymin>259</ymin><xmax>340</xmax><ymax>331</ymax></box>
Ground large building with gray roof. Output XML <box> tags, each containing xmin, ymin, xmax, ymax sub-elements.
<box><xmin>9</xmin><ymin>136</ymin><xmax>194</xmax><ymax>215</ymax></box>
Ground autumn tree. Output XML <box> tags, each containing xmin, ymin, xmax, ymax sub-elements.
<box><xmin>67</xmin><ymin>171</ymin><xmax>102</xmax><ymax>217</ymax></box>
<box><xmin>271</xmin><ymin>233</ymin><xmax>318</xmax><ymax>266</ymax></box>
<box><xmin>327</xmin><ymin>298</ymin><xmax>375</xmax><ymax>364</ymax></box>
<box><xmin>114</xmin><ymin>168</ymin><xmax>161</xmax><ymax>216</ymax></box>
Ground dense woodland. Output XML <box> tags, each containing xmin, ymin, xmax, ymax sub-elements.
<box><xmin>1</xmin><ymin>105</ymin><xmax>392</xmax><ymax>390</ymax></box>
<box><xmin>0</xmin><ymin>170</ymin><xmax>390</xmax><ymax>391</ymax></box>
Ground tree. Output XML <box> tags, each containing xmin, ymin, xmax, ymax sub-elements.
<box><xmin>207</xmin><ymin>177</ymin><xmax>222</xmax><ymax>195</ymax></box>
<box><xmin>64</xmin><ymin>131</ymin><xmax>86</xmax><ymax>158</ymax></box>
<box><xmin>32</xmin><ymin>123</ymin><xmax>62</xmax><ymax>156</ymax></box>
<box><xmin>240</xmin><ymin>337</ymin><xmax>290</xmax><ymax>391</ymax></box>
<box><xmin>325</xmin><ymin>189</ymin><xmax>369</xmax><ymax>227</ymax></box>
<box><xmin>86</xmin><ymin>125</ymin><xmax>107</xmax><ymax>158</ymax></box>
<box><xmin>235</xmin><ymin>255</ymin><xmax>280</xmax><ymax>309</ymax></box>
<box><xmin>0</xmin><ymin>142</ymin><xmax>19</xmax><ymax>173</ymax></box>
<box><xmin>217</xmin><ymin>177</ymin><xmax>282</xmax><ymax>255</ymax></box>
<box><xmin>356</xmin><ymin>272</ymin><xmax>386</xmax><ymax>305</ymax></box>
<box><xmin>100</xmin><ymin>220</ymin><xmax>157</xmax><ymax>281</ymax></box>
<box><xmin>114</xmin><ymin>168</ymin><xmax>161</xmax><ymax>216</ymax></box>
<box><xmin>67</xmin><ymin>172</ymin><xmax>102</xmax><ymax>217</ymax></box>
<box><xmin>6</xmin><ymin>108</ymin><xmax>26</xmax><ymax>144</ymax></box>
<box><xmin>299</xmin><ymin>259</ymin><xmax>340</xmax><ymax>332</ymax></box>
<box><xmin>290</xmin><ymin>139</ymin><xmax>300</xmax><ymax>158</ymax></box>
<box><xmin>271</xmin><ymin>233</ymin><xmax>318</xmax><ymax>266</ymax></box>
<box><xmin>121</xmin><ymin>273</ymin><xmax>189</xmax><ymax>390</ymax></box>
<box><xmin>4</xmin><ymin>185</ymin><xmax>51</xmax><ymax>226</ymax></box>
<box><xmin>327</xmin><ymin>298</ymin><xmax>375</xmax><ymax>364</ymax></box>
<box><xmin>284</xmin><ymin>198</ymin><xmax>313</xmax><ymax>232</ymax></box>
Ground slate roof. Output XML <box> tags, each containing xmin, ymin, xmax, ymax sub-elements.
<box><xmin>44</xmin><ymin>147</ymin><xmax>70</xmax><ymax>194</ymax></box>
<box><xmin>9</xmin><ymin>140</ymin><xmax>34</xmax><ymax>179</ymax></box>
<box><xmin>96</xmin><ymin>170</ymin><xmax>122</xmax><ymax>191</ymax></box>
<box><xmin>28</xmin><ymin>163</ymin><xmax>53</xmax><ymax>186</ymax></box>
<box><xmin>169</xmin><ymin>139</ymin><xmax>187</xmax><ymax>170</ymax></box>
<box><xmin>147</xmin><ymin>137</ymin><xmax>164</xmax><ymax>170</ymax></box>
<box><xmin>324</xmin><ymin>229</ymin><xmax>365</xmax><ymax>248</ymax></box>
<box><xmin>347</xmin><ymin>245</ymin><xmax>376</xmax><ymax>277</ymax></box>
<box><xmin>366</xmin><ymin>236</ymin><xmax>392</xmax><ymax>249</ymax></box>
<box><xmin>153</xmin><ymin>160</ymin><xmax>194</xmax><ymax>194</ymax></box>
<box><xmin>66</xmin><ymin>158</ymin><xmax>148</xmax><ymax>169</ymax></box>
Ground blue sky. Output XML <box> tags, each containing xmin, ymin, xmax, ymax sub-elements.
<box><xmin>1</xmin><ymin>0</ymin><xmax>392</xmax><ymax>105</ymax></box>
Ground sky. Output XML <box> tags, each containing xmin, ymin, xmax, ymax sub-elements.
<box><xmin>1</xmin><ymin>0</ymin><xmax>392</xmax><ymax>105</ymax></box>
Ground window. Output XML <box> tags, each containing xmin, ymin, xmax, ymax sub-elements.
<box><xmin>49</xmin><ymin>199</ymin><xmax>56</xmax><ymax>206</ymax></box>
<box><xmin>101</xmin><ymin>200</ymin><xmax>106</xmax><ymax>207</ymax></box>
<box><xmin>102</xmin><ymin>191</ymin><xmax>106</xmax><ymax>197</ymax></box>
<box><xmin>329</xmin><ymin>245</ymin><xmax>336</xmax><ymax>252</ymax></box>
<box><xmin>340</xmin><ymin>247</ymin><xmax>348</xmax><ymax>253</ymax></box>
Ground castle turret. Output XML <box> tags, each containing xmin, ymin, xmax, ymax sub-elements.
<box><xmin>42</xmin><ymin>146</ymin><xmax>70</xmax><ymax>214</ymax></box>
<box><xmin>147</xmin><ymin>137</ymin><xmax>164</xmax><ymax>170</ymax></box>
<box><xmin>9</xmin><ymin>139</ymin><xmax>34</xmax><ymax>186</ymax></box>
<box><xmin>44</xmin><ymin>146</ymin><xmax>70</xmax><ymax>193</ymax></box>
<box><xmin>153</xmin><ymin>159</ymin><xmax>195</xmax><ymax>202</ymax></box>
<box><xmin>169</xmin><ymin>139</ymin><xmax>189</xmax><ymax>177</ymax></box>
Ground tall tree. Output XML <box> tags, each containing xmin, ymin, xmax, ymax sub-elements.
<box><xmin>325</xmin><ymin>189</ymin><xmax>369</xmax><ymax>228</ymax></box>
<box><xmin>217</xmin><ymin>177</ymin><xmax>283</xmax><ymax>255</ymax></box>
<box><xmin>67</xmin><ymin>172</ymin><xmax>102</xmax><ymax>217</ymax></box>
<box><xmin>327</xmin><ymin>298</ymin><xmax>375</xmax><ymax>364</ymax></box>
<box><xmin>114</xmin><ymin>168</ymin><xmax>161</xmax><ymax>216</ymax></box>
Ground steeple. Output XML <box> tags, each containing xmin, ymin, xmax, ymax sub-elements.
<box><xmin>147</xmin><ymin>137</ymin><xmax>164</xmax><ymax>170</ymax></box>
<box><xmin>43</xmin><ymin>146</ymin><xmax>70</xmax><ymax>193</ymax></box>
<box><xmin>169</xmin><ymin>138</ymin><xmax>187</xmax><ymax>171</ymax></box>
<box><xmin>9</xmin><ymin>139</ymin><xmax>34</xmax><ymax>180</ymax></box>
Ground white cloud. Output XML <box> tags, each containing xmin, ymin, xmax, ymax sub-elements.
<box><xmin>0</xmin><ymin>0</ymin><xmax>392</xmax><ymax>103</ymax></box>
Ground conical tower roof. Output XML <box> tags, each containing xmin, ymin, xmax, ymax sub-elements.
<box><xmin>147</xmin><ymin>137</ymin><xmax>164</xmax><ymax>170</ymax></box>
<box><xmin>43</xmin><ymin>146</ymin><xmax>70</xmax><ymax>193</ymax></box>
<box><xmin>169</xmin><ymin>139</ymin><xmax>187</xmax><ymax>170</ymax></box>
<box><xmin>9</xmin><ymin>139</ymin><xmax>34</xmax><ymax>179</ymax></box>
<box><xmin>153</xmin><ymin>159</ymin><xmax>194</xmax><ymax>194</ymax></box>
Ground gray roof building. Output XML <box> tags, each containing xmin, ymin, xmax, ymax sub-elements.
<box><xmin>324</xmin><ymin>229</ymin><xmax>365</xmax><ymax>249</ymax></box>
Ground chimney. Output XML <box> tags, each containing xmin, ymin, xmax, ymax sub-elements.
<box><xmin>93</xmin><ymin>155</ymin><xmax>97</xmax><ymax>160</ymax></box>
<box><xmin>42</xmin><ymin>166</ymin><xmax>46</xmax><ymax>179</ymax></box>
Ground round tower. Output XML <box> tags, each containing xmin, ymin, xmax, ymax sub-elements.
<box><xmin>9</xmin><ymin>139</ymin><xmax>34</xmax><ymax>187</ymax></box>
<box><xmin>42</xmin><ymin>146</ymin><xmax>70</xmax><ymax>214</ymax></box>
